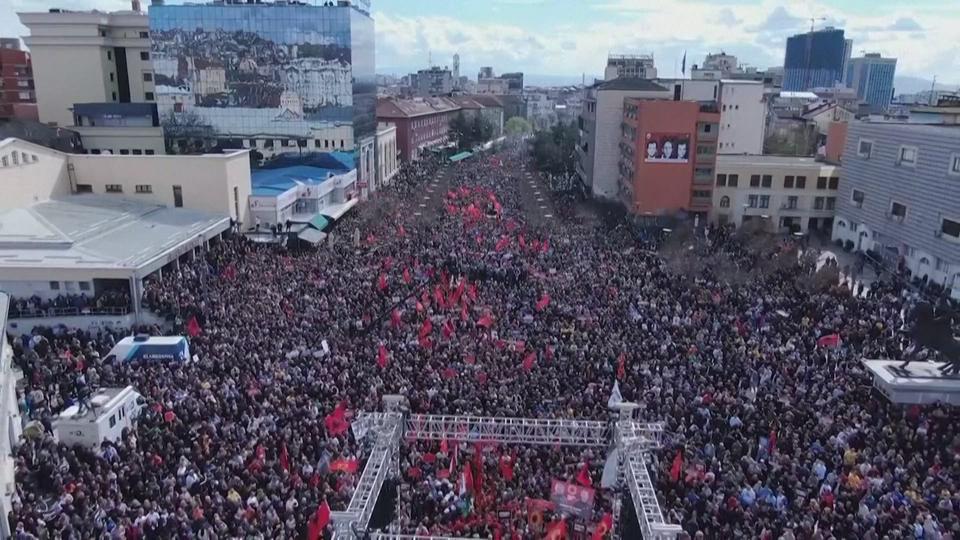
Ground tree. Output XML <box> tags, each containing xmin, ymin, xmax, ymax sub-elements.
<box><xmin>505</xmin><ymin>116</ymin><xmax>532</xmax><ymax>136</ymax></box>
<box><xmin>531</xmin><ymin>122</ymin><xmax>577</xmax><ymax>176</ymax></box>
<box><xmin>449</xmin><ymin>112</ymin><xmax>494</xmax><ymax>151</ymax></box>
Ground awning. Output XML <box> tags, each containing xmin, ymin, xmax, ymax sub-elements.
<box><xmin>297</xmin><ymin>227</ymin><xmax>327</xmax><ymax>244</ymax></box>
<box><xmin>309</xmin><ymin>214</ymin><xmax>330</xmax><ymax>231</ymax></box>
<box><xmin>321</xmin><ymin>198</ymin><xmax>359</xmax><ymax>221</ymax></box>
<box><xmin>450</xmin><ymin>151</ymin><xmax>473</xmax><ymax>163</ymax></box>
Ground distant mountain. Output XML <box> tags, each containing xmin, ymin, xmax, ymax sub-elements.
<box><xmin>894</xmin><ymin>76</ymin><xmax>959</xmax><ymax>96</ymax></box>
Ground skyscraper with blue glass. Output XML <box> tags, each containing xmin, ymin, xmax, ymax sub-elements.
<box><xmin>845</xmin><ymin>53</ymin><xmax>897</xmax><ymax>112</ymax></box>
<box><xmin>783</xmin><ymin>27</ymin><xmax>850</xmax><ymax>91</ymax></box>
<box><xmin>148</xmin><ymin>0</ymin><xmax>374</xmax><ymax>156</ymax></box>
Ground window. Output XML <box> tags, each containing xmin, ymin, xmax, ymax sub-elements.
<box><xmin>79</xmin><ymin>281</ymin><xmax>90</xmax><ymax>291</ymax></box>
<box><xmin>852</xmin><ymin>189</ymin><xmax>865</xmax><ymax>208</ymax></box>
<box><xmin>857</xmin><ymin>139</ymin><xmax>873</xmax><ymax>158</ymax></box>
<box><xmin>145</xmin><ymin>149</ymin><xmax>155</xmax><ymax>155</ymax></box>
<box><xmin>727</xmin><ymin>174</ymin><xmax>739</xmax><ymax>187</ymax></box>
<box><xmin>135</xmin><ymin>184</ymin><xmax>153</xmax><ymax>193</ymax></box>
<box><xmin>109</xmin><ymin>415</ymin><xmax>117</xmax><ymax>428</ymax></box>
<box><xmin>826</xmin><ymin>197</ymin><xmax>836</xmax><ymax>210</ymax></box>
<box><xmin>0</xmin><ymin>156</ymin><xmax>6</xmax><ymax>167</ymax></box>
<box><xmin>280</xmin><ymin>139</ymin><xmax>290</xmax><ymax>147</ymax></box>
<box><xmin>716</xmin><ymin>174</ymin><xmax>727</xmax><ymax>187</ymax></box>
<box><xmin>719</xmin><ymin>196</ymin><xmax>730</xmax><ymax>208</ymax></box>
<box><xmin>897</xmin><ymin>145</ymin><xmax>918</xmax><ymax>166</ymax></box>
<box><xmin>761</xmin><ymin>175</ymin><xmax>772</xmax><ymax>188</ymax></box>
<box><xmin>233</xmin><ymin>186</ymin><xmax>240</xmax><ymax>222</ymax></box>
<box><xmin>817</xmin><ymin>176</ymin><xmax>827</xmax><ymax>189</ymax></box>
<box><xmin>340</xmin><ymin>139</ymin><xmax>345</xmax><ymax>148</ymax></box>
<box><xmin>140</xmin><ymin>51</ymin><xmax>150</xmax><ymax>61</ymax></box>
<box><xmin>941</xmin><ymin>218</ymin><xmax>960</xmax><ymax>240</ymax></box>
<box><xmin>11</xmin><ymin>153</ymin><xmax>18</xmax><ymax>165</ymax></box>
<box><xmin>105</xmin><ymin>184</ymin><xmax>122</xmax><ymax>193</ymax></box>
<box><xmin>76</xmin><ymin>184</ymin><xmax>93</xmax><ymax>193</ymax></box>
<box><xmin>784</xmin><ymin>175</ymin><xmax>794</xmax><ymax>189</ymax></box>
<box><xmin>143</xmin><ymin>73</ymin><xmax>152</xmax><ymax>82</ymax></box>
<box><xmin>759</xmin><ymin>195</ymin><xmax>770</xmax><ymax>209</ymax></box>
<box><xmin>890</xmin><ymin>202</ymin><xmax>907</xmax><ymax>220</ymax></box>
<box><xmin>750</xmin><ymin>174</ymin><xmax>761</xmax><ymax>187</ymax></box>
<box><xmin>49</xmin><ymin>281</ymin><xmax>60</xmax><ymax>290</ymax></box>
<box><xmin>139</xmin><ymin>31</ymin><xmax>149</xmax><ymax>38</ymax></box>
<box><xmin>91</xmin><ymin>149</ymin><xmax>101</xmax><ymax>155</ymax></box>
<box><xmin>173</xmin><ymin>185</ymin><xmax>183</xmax><ymax>207</ymax></box>
<box><xmin>132</xmin><ymin>149</ymin><xmax>142</xmax><ymax>155</ymax></box>
<box><xmin>144</xmin><ymin>92</ymin><xmax>154</xmax><ymax>101</ymax></box>
<box><xmin>119</xmin><ymin>149</ymin><xmax>130</xmax><ymax>155</ymax></box>
<box><xmin>795</xmin><ymin>176</ymin><xmax>807</xmax><ymax>189</ymax></box>
<box><xmin>785</xmin><ymin>196</ymin><xmax>798</xmax><ymax>209</ymax></box>
<box><xmin>950</xmin><ymin>153</ymin><xmax>960</xmax><ymax>176</ymax></box>
<box><xmin>112</xmin><ymin>92</ymin><xmax>117</xmax><ymax>101</ymax></box>
<box><xmin>814</xmin><ymin>197</ymin><xmax>825</xmax><ymax>210</ymax></box>
<box><xmin>692</xmin><ymin>190</ymin><xmax>711</xmax><ymax>199</ymax></box>
<box><xmin>110</xmin><ymin>72</ymin><xmax>114</xmax><ymax>82</ymax></box>
<box><xmin>107</xmin><ymin>50</ymin><xmax>112</xmax><ymax>61</ymax></box>
<box><xmin>747</xmin><ymin>194</ymin><xmax>759</xmax><ymax>208</ymax></box>
<box><xmin>828</xmin><ymin>177</ymin><xmax>839</xmax><ymax>190</ymax></box>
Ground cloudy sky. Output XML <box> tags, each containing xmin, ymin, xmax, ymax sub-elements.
<box><xmin>4</xmin><ymin>0</ymin><xmax>958</xmax><ymax>86</ymax></box>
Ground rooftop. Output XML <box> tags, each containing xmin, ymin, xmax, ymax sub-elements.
<box><xmin>377</xmin><ymin>97</ymin><xmax>460</xmax><ymax>118</ymax></box>
<box><xmin>251</xmin><ymin>162</ymin><xmax>354</xmax><ymax>196</ymax></box>
<box><xmin>595</xmin><ymin>78</ymin><xmax>669</xmax><ymax>92</ymax></box>
<box><xmin>717</xmin><ymin>154</ymin><xmax>840</xmax><ymax>167</ymax></box>
<box><xmin>0</xmin><ymin>195</ymin><xmax>229</xmax><ymax>272</ymax></box>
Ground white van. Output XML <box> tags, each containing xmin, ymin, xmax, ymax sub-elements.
<box><xmin>55</xmin><ymin>386</ymin><xmax>145</xmax><ymax>447</ymax></box>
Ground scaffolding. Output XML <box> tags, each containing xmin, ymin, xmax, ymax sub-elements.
<box><xmin>332</xmin><ymin>401</ymin><xmax>681</xmax><ymax>540</ymax></box>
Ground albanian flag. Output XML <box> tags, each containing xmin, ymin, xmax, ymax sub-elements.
<box><xmin>377</xmin><ymin>344</ymin><xmax>389</xmax><ymax>369</ymax></box>
<box><xmin>535</xmin><ymin>293</ymin><xmax>551</xmax><ymax>312</ymax></box>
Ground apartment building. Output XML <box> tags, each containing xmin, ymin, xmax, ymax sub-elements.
<box><xmin>711</xmin><ymin>155</ymin><xmax>841</xmax><ymax>233</ymax></box>
<box><xmin>0</xmin><ymin>38</ymin><xmax>38</xmax><ymax>121</ymax></box>
<box><xmin>831</xmin><ymin>122</ymin><xmax>960</xmax><ymax>298</ymax></box>
<box><xmin>617</xmin><ymin>98</ymin><xmax>720</xmax><ymax>218</ymax></box>
<box><xmin>376</xmin><ymin>97</ymin><xmax>460</xmax><ymax>162</ymax></box>
<box><xmin>18</xmin><ymin>7</ymin><xmax>163</xmax><ymax>154</ymax></box>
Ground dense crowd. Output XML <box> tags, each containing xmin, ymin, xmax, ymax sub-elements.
<box><xmin>7</xmin><ymin>146</ymin><xmax>959</xmax><ymax>539</ymax></box>
<box><xmin>8</xmin><ymin>291</ymin><xmax>131</xmax><ymax>319</ymax></box>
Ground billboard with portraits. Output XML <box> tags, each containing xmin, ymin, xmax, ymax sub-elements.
<box><xmin>643</xmin><ymin>132</ymin><xmax>691</xmax><ymax>163</ymax></box>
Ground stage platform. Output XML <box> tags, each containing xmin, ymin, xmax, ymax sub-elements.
<box><xmin>862</xmin><ymin>359</ymin><xmax>960</xmax><ymax>405</ymax></box>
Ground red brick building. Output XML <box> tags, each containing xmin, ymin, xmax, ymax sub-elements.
<box><xmin>618</xmin><ymin>98</ymin><xmax>720</xmax><ymax>219</ymax></box>
<box><xmin>0</xmin><ymin>39</ymin><xmax>38</xmax><ymax>121</ymax></box>
<box><xmin>376</xmin><ymin>97</ymin><xmax>460</xmax><ymax>162</ymax></box>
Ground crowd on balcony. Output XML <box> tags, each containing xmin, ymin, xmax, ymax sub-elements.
<box><xmin>5</xmin><ymin>146</ymin><xmax>959</xmax><ymax>540</ymax></box>
<box><xmin>7</xmin><ymin>291</ymin><xmax>130</xmax><ymax>319</ymax></box>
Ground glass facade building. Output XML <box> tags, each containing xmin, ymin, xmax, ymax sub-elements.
<box><xmin>845</xmin><ymin>55</ymin><xmax>897</xmax><ymax>112</ymax></box>
<box><xmin>149</xmin><ymin>2</ymin><xmax>374</xmax><ymax>154</ymax></box>
<box><xmin>783</xmin><ymin>28</ymin><xmax>849</xmax><ymax>91</ymax></box>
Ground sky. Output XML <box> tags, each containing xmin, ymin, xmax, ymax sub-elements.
<box><xmin>3</xmin><ymin>0</ymin><xmax>958</xmax><ymax>87</ymax></box>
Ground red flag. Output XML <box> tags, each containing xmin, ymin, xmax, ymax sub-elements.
<box><xmin>669</xmin><ymin>449</ymin><xmax>683</xmax><ymax>483</ymax></box>
<box><xmin>377</xmin><ymin>273</ymin><xmax>388</xmax><ymax>292</ymax></box>
<box><xmin>419</xmin><ymin>335</ymin><xmax>433</xmax><ymax>349</ymax></box>
<box><xmin>377</xmin><ymin>344</ymin><xmax>389</xmax><ymax>369</ymax></box>
<box><xmin>279</xmin><ymin>442</ymin><xmax>290</xmax><ymax>472</ymax></box>
<box><xmin>330</xmin><ymin>459</ymin><xmax>360</xmax><ymax>474</ymax></box>
<box><xmin>460</xmin><ymin>303</ymin><xmax>469</xmax><ymax>322</ymax></box>
<box><xmin>769</xmin><ymin>430</ymin><xmax>777</xmax><ymax>455</ymax></box>
<box><xmin>495</xmin><ymin>235</ymin><xmax>510</xmax><ymax>252</ymax></box>
<box><xmin>422</xmin><ymin>452</ymin><xmax>437</xmax><ymax>465</ymax></box>
<box><xmin>817</xmin><ymin>333</ymin><xmax>842</xmax><ymax>349</ymax></box>
<box><xmin>434</xmin><ymin>285</ymin><xmax>447</xmax><ymax>309</ymax></box>
<box><xmin>419</xmin><ymin>319</ymin><xmax>433</xmax><ymax>339</ymax></box>
<box><xmin>545</xmin><ymin>518</ymin><xmax>568</xmax><ymax>540</ymax></box>
<box><xmin>518</xmin><ymin>234</ymin><xmax>526</xmax><ymax>249</ymax></box>
<box><xmin>324</xmin><ymin>402</ymin><xmax>350</xmax><ymax>436</ymax></box>
<box><xmin>415</xmin><ymin>301</ymin><xmax>424</xmax><ymax>312</ymax></box>
<box><xmin>477</xmin><ymin>313</ymin><xmax>495</xmax><ymax>328</ymax></box>
<box><xmin>451</xmin><ymin>280</ymin><xmax>466</xmax><ymax>304</ymax></box>
<box><xmin>616</xmin><ymin>353</ymin><xmax>626</xmax><ymax>381</ymax></box>
<box><xmin>397</xmin><ymin>224</ymin><xmax>406</xmax><ymax>237</ymax></box>
<box><xmin>522</xmin><ymin>351</ymin><xmax>536</xmax><ymax>372</ymax></box>
<box><xmin>591</xmin><ymin>513</ymin><xmax>613</xmax><ymax>540</ymax></box>
<box><xmin>476</xmin><ymin>371</ymin><xmax>488</xmax><ymax>384</ymax></box>
<box><xmin>186</xmin><ymin>316</ymin><xmax>201</xmax><ymax>338</ymax></box>
<box><xmin>442</xmin><ymin>320</ymin><xmax>455</xmax><ymax>339</ymax></box>
<box><xmin>403</xmin><ymin>267</ymin><xmax>412</xmax><ymax>284</ymax></box>
<box><xmin>390</xmin><ymin>309</ymin><xmax>402</xmax><ymax>329</ymax></box>
<box><xmin>535</xmin><ymin>293</ymin><xmax>551</xmax><ymax>311</ymax></box>
<box><xmin>576</xmin><ymin>462</ymin><xmax>592</xmax><ymax>487</ymax></box>
<box><xmin>440</xmin><ymin>437</ymin><xmax>449</xmax><ymax>454</ymax></box>
<box><xmin>382</xmin><ymin>256</ymin><xmax>394</xmax><ymax>271</ymax></box>
<box><xmin>499</xmin><ymin>453</ymin><xmax>515</xmax><ymax>481</ymax></box>
<box><xmin>442</xmin><ymin>367</ymin><xmax>457</xmax><ymax>380</ymax></box>
<box><xmin>307</xmin><ymin>501</ymin><xmax>331</xmax><ymax>540</ymax></box>
<box><xmin>221</xmin><ymin>264</ymin><xmax>237</xmax><ymax>280</ymax></box>
<box><xmin>467</xmin><ymin>283</ymin><xmax>478</xmax><ymax>302</ymax></box>
<box><xmin>541</xmin><ymin>239</ymin><xmax>550</xmax><ymax>254</ymax></box>
<box><xmin>472</xmin><ymin>448</ymin><xmax>484</xmax><ymax>494</ymax></box>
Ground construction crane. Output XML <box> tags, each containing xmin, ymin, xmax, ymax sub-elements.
<box><xmin>804</xmin><ymin>16</ymin><xmax>827</xmax><ymax>89</ymax></box>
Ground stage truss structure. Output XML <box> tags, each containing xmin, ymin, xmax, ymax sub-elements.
<box><xmin>331</xmin><ymin>400</ymin><xmax>682</xmax><ymax>540</ymax></box>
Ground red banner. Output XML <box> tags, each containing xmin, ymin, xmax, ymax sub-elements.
<box><xmin>550</xmin><ymin>480</ymin><xmax>595</xmax><ymax>519</ymax></box>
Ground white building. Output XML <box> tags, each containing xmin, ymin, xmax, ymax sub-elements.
<box><xmin>711</xmin><ymin>154</ymin><xmax>841</xmax><ymax>233</ymax></box>
<box><xmin>605</xmin><ymin>54</ymin><xmax>657</xmax><ymax>80</ymax></box>
<box><xmin>0</xmin><ymin>293</ymin><xmax>23</xmax><ymax>540</ymax></box>
<box><xmin>717</xmin><ymin>80</ymin><xmax>766</xmax><ymax>155</ymax></box>
<box><xmin>18</xmin><ymin>7</ymin><xmax>165</xmax><ymax>154</ymax></box>
<box><xmin>375</xmin><ymin>123</ymin><xmax>399</xmax><ymax>192</ymax></box>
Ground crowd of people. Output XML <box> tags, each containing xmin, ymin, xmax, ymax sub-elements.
<box><xmin>7</xmin><ymin>146</ymin><xmax>959</xmax><ymax>539</ymax></box>
<box><xmin>8</xmin><ymin>291</ymin><xmax>131</xmax><ymax>319</ymax></box>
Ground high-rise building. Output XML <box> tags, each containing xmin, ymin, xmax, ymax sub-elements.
<box><xmin>452</xmin><ymin>54</ymin><xmax>460</xmax><ymax>81</ymax></box>
<box><xmin>478</xmin><ymin>66</ymin><xmax>494</xmax><ymax>80</ymax></box>
<box><xmin>702</xmin><ymin>52</ymin><xmax>738</xmax><ymax>72</ymax></box>
<box><xmin>500</xmin><ymin>72</ymin><xmax>524</xmax><ymax>95</ymax></box>
<box><xmin>0</xmin><ymin>38</ymin><xmax>38</xmax><ymax>121</ymax></box>
<box><xmin>17</xmin><ymin>7</ymin><xmax>165</xmax><ymax>155</ymax></box>
<box><xmin>411</xmin><ymin>66</ymin><xmax>454</xmax><ymax>97</ymax></box>
<box><xmin>604</xmin><ymin>54</ymin><xmax>657</xmax><ymax>81</ymax></box>
<box><xmin>783</xmin><ymin>27</ymin><xmax>850</xmax><ymax>91</ymax></box>
<box><xmin>149</xmin><ymin>0</ymin><xmax>375</xmax><ymax>162</ymax></box>
<box><xmin>845</xmin><ymin>53</ymin><xmax>897</xmax><ymax>111</ymax></box>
